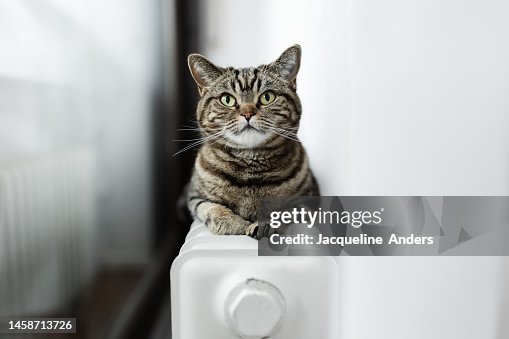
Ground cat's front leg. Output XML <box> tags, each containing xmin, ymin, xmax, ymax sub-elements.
<box><xmin>189</xmin><ymin>198</ymin><xmax>257</xmax><ymax>236</ymax></box>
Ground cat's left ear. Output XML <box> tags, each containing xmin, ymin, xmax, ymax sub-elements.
<box><xmin>188</xmin><ymin>54</ymin><xmax>225</xmax><ymax>95</ymax></box>
<box><xmin>268</xmin><ymin>44</ymin><xmax>301</xmax><ymax>84</ymax></box>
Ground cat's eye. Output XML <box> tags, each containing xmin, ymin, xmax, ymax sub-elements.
<box><xmin>220</xmin><ymin>94</ymin><xmax>236</xmax><ymax>107</ymax></box>
<box><xmin>259</xmin><ymin>91</ymin><xmax>276</xmax><ymax>105</ymax></box>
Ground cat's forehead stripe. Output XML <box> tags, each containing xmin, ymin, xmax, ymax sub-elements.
<box><xmin>229</xmin><ymin>67</ymin><xmax>259</xmax><ymax>93</ymax></box>
<box><xmin>212</xmin><ymin>67</ymin><xmax>272</xmax><ymax>95</ymax></box>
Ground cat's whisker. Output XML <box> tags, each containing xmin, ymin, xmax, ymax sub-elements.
<box><xmin>263</xmin><ymin>125</ymin><xmax>299</xmax><ymax>137</ymax></box>
<box><xmin>270</xmin><ymin>131</ymin><xmax>300</xmax><ymax>143</ymax></box>
<box><xmin>177</xmin><ymin>125</ymin><xmax>223</xmax><ymax>132</ymax></box>
<box><xmin>260</xmin><ymin>121</ymin><xmax>299</xmax><ymax>134</ymax></box>
<box><xmin>269</xmin><ymin>124</ymin><xmax>298</xmax><ymax>132</ymax></box>
<box><xmin>177</xmin><ymin>128</ymin><xmax>204</xmax><ymax>132</ymax></box>
<box><xmin>259</xmin><ymin>122</ymin><xmax>300</xmax><ymax>140</ymax></box>
<box><xmin>173</xmin><ymin>130</ymin><xmax>226</xmax><ymax>156</ymax></box>
<box><xmin>179</xmin><ymin>124</ymin><xmax>200</xmax><ymax>129</ymax></box>
<box><xmin>173</xmin><ymin>130</ymin><xmax>223</xmax><ymax>141</ymax></box>
<box><xmin>267</xmin><ymin>124</ymin><xmax>299</xmax><ymax>131</ymax></box>
<box><xmin>173</xmin><ymin>137</ymin><xmax>219</xmax><ymax>156</ymax></box>
<box><xmin>173</xmin><ymin>137</ymin><xmax>209</xmax><ymax>141</ymax></box>
<box><xmin>271</xmin><ymin>127</ymin><xmax>298</xmax><ymax>137</ymax></box>
<box><xmin>264</xmin><ymin>126</ymin><xmax>301</xmax><ymax>143</ymax></box>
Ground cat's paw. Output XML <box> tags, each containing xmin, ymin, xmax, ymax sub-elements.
<box><xmin>245</xmin><ymin>222</ymin><xmax>258</xmax><ymax>238</ymax></box>
<box><xmin>255</xmin><ymin>222</ymin><xmax>288</xmax><ymax>240</ymax></box>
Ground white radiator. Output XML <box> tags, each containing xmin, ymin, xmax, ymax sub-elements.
<box><xmin>171</xmin><ymin>222</ymin><xmax>339</xmax><ymax>339</ymax></box>
<box><xmin>0</xmin><ymin>151</ymin><xmax>97</xmax><ymax>316</ymax></box>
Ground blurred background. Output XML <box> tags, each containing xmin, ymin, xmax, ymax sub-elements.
<box><xmin>0</xmin><ymin>0</ymin><xmax>196</xmax><ymax>337</ymax></box>
<box><xmin>1</xmin><ymin>0</ymin><xmax>509</xmax><ymax>338</ymax></box>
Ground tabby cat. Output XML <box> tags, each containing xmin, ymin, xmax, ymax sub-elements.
<box><xmin>185</xmin><ymin>45</ymin><xmax>319</xmax><ymax>238</ymax></box>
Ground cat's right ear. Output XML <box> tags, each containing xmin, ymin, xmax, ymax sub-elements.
<box><xmin>188</xmin><ymin>54</ymin><xmax>224</xmax><ymax>95</ymax></box>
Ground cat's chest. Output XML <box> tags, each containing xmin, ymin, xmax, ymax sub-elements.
<box><xmin>222</xmin><ymin>179</ymin><xmax>277</xmax><ymax>199</ymax></box>
<box><xmin>224</xmin><ymin>185</ymin><xmax>267</xmax><ymax>220</ymax></box>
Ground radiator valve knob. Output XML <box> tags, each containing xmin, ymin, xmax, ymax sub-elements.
<box><xmin>225</xmin><ymin>278</ymin><xmax>286</xmax><ymax>338</ymax></box>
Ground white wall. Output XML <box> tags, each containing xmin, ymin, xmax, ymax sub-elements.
<box><xmin>348</xmin><ymin>0</ymin><xmax>509</xmax><ymax>195</ymax></box>
<box><xmin>200</xmin><ymin>0</ymin><xmax>509</xmax><ymax>338</ymax></box>
<box><xmin>337</xmin><ymin>256</ymin><xmax>503</xmax><ymax>339</ymax></box>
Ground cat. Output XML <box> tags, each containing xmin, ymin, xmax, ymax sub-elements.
<box><xmin>185</xmin><ymin>45</ymin><xmax>319</xmax><ymax>238</ymax></box>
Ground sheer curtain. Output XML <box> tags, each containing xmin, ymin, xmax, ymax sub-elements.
<box><xmin>0</xmin><ymin>0</ymin><xmax>160</xmax><ymax>315</ymax></box>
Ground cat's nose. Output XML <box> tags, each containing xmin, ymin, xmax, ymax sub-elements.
<box><xmin>241</xmin><ymin>112</ymin><xmax>254</xmax><ymax>121</ymax></box>
<box><xmin>240</xmin><ymin>104</ymin><xmax>256</xmax><ymax>121</ymax></box>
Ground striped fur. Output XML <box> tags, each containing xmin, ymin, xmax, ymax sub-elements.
<box><xmin>185</xmin><ymin>45</ymin><xmax>319</xmax><ymax>238</ymax></box>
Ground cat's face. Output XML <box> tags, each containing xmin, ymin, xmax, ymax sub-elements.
<box><xmin>188</xmin><ymin>45</ymin><xmax>302</xmax><ymax>148</ymax></box>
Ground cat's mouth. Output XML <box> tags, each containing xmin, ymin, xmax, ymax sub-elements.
<box><xmin>225</xmin><ymin>124</ymin><xmax>270</xmax><ymax>147</ymax></box>
<box><xmin>235</xmin><ymin>124</ymin><xmax>263</xmax><ymax>134</ymax></box>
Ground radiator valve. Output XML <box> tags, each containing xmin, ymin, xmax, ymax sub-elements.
<box><xmin>225</xmin><ymin>278</ymin><xmax>286</xmax><ymax>338</ymax></box>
